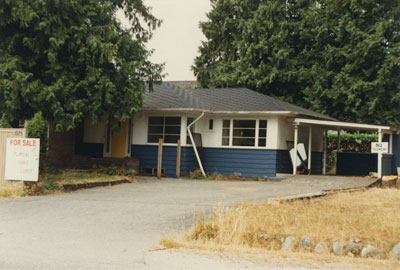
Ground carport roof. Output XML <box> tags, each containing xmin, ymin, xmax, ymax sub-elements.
<box><xmin>294</xmin><ymin>118</ymin><xmax>397</xmax><ymax>132</ymax></box>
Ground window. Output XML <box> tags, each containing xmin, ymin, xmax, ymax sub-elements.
<box><xmin>233</xmin><ymin>120</ymin><xmax>256</xmax><ymax>146</ymax></box>
<box><xmin>186</xmin><ymin>117</ymin><xmax>195</xmax><ymax>144</ymax></box>
<box><xmin>222</xmin><ymin>120</ymin><xmax>230</xmax><ymax>146</ymax></box>
<box><xmin>148</xmin><ymin>117</ymin><xmax>181</xmax><ymax>143</ymax></box>
<box><xmin>258</xmin><ymin>120</ymin><xmax>267</xmax><ymax>147</ymax></box>
<box><xmin>209</xmin><ymin>119</ymin><xmax>214</xmax><ymax>130</ymax></box>
<box><xmin>221</xmin><ymin>119</ymin><xmax>267</xmax><ymax>147</ymax></box>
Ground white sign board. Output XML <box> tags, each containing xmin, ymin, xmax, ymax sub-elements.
<box><xmin>5</xmin><ymin>138</ymin><xmax>40</xmax><ymax>182</ymax></box>
<box><xmin>371</xmin><ymin>142</ymin><xmax>388</xmax><ymax>154</ymax></box>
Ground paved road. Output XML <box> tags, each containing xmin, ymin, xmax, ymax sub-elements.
<box><xmin>0</xmin><ymin>176</ymin><xmax>375</xmax><ymax>270</ymax></box>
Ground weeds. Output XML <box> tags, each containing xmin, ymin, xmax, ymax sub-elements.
<box><xmin>187</xmin><ymin>170</ymin><xmax>267</xmax><ymax>181</ymax></box>
<box><xmin>167</xmin><ymin>189</ymin><xmax>400</xmax><ymax>257</ymax></box>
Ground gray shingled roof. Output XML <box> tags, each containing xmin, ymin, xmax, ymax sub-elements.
<box><xmin>143</xmin><ymin>82</ymin><xmax>334</xmax><ymax>121</ymax></box>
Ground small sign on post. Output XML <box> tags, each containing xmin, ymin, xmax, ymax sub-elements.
<box><xmin>5</xmin><ymin>138</ymin><xmax>40</xmax><ymax>182</ymax></box>
<box><xmin>371</xmin><ymin>142</ymin><xmax>388</xmax><ymax>154</ymax></box>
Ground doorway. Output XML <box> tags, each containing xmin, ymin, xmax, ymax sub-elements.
<box><xmin>111</xmin><ymin>121</ymin><xmax>127</xmax><ymax>158</ymax></box>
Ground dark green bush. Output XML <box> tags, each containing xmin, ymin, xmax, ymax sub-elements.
<box><xmin>27</xmin><ymin>112</ymin><xmax>48</xmax><ymax>151</ymax></box>
<box><xmin>0</xmin><ymin>115</ymin><xmax>11</xmax><ymax>128</ymax></box>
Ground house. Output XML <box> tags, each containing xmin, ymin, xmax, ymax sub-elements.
<box><xmin>48</xmin><ymin>82</ymin><xmax>400</xmax><ymax>178</ymax></box>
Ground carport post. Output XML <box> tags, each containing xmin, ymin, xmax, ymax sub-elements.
<box><xmin>293</xmin><ymin>125</ymin><xmax>299</xmax><ymax>175</ymax></box>
<box><xmin>378</xmin><ymin>129</ymin><xmax>382</xmax><ymax>178</ymax></box>
<box><xmin>308</xmin><ymin>127</ymin><xmax>312</xmax><ymax>172</ymax></box>
<box><xmin>337</xmin><ymin>129</ymin><xmax>341</xmax><ymax>152</ymax></box>
<box><xmin>323</xmin><ymin>129</ymin><xmax>327</xmax><ymax>175</ymax></box>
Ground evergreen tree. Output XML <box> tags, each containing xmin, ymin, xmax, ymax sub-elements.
<box><xmin>0</xmin><ymin>0</ymin><xmax>163</xmax><ymax>130</ymax></box>
<box><xmin>194</xmin><ymin>0</ymin><xmax>400</xmax><ymax>125</ymax></box>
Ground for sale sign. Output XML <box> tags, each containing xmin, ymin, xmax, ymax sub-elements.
<box><xmin>371</xmin><ymin>142</ymin><xmax>388</xmax><ymax>154</ymax></box>
<box><xmin>5</xmin><ymin>138</ymin><xmax>40</xmax><ymax>182</ymax></box>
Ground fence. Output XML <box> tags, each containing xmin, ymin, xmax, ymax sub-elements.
<box><xmin>0</xmin><ymin>128</ymin><xmax>27</xmax><ymax>186</ymax></box>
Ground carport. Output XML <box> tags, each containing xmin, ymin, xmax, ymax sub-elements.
<box><xmin>292</xmin><ymin>118</ymin><xmax>400</xmax><ymax>178</ymax></box>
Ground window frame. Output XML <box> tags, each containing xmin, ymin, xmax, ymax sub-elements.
<box><xmin>147</xmin><ymin>116</ymin><xmax>181</xmax><ymax>144</ymax></box>
<box><xmin>221</xmin><ymin>119</ymin><xmax>268</xmax><ymax>148</ymax></box>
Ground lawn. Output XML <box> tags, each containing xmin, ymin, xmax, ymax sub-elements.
<box><xmin>162</xmin><ymin>188</ymin><xmax>400</xmax><ymax>270</ymax></box>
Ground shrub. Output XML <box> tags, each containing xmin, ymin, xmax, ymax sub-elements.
<box><xmin>27</xmin><ymin>112</ymin><xmax>48</xmax><ymax>151</ymax></box>
<box><xmin>0</xmin><ymin>115</ymin><xmax>11</xmax><ymax>128</ymax></box>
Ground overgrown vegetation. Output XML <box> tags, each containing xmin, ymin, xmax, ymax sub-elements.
<box><xmin>163</xmin><ymin>189</ymin><xmax>400</xmax><ymax>268</ymax></box>
<box><xmin>186</xmin><ymin>170</ymin><xmax>266</xmax><ymax>181</ymax></box>
<box><xmin>194</xmin><ymin>0</ymin><xmax>400</xmax><ymax>126</ymax></box>
<box><xmin>0</xmin><ymin>0</ymin><xmax>163</xmax><ymax>130</ymax></box>
<box><xmin>1</xmin><ymin>166</ymin><xmax>136</xmax><ymax>199</ymax></box>
<box><xmin>0</xmin><ymin>183</ymin><xmax>25</xmax><ymax>201</ymax></box>
<box><xmin>31</xmin><ymin>170</ymin><xmax>131</xmax><ymax>194</ymax></box>
<box><xmin>27</xmin><ymin>112</ymin><xmax>48</xmax><ymax>151</ymax></box>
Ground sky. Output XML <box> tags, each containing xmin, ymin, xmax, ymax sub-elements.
<box><xmin>118</xmin><ymin>0</ymin><xmax>211</xmax><ymax>81</ymax></box>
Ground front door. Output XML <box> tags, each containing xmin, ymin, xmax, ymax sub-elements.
<box><xmin>111</xmin><ymin>121</ymin><xmax>127</xmax><ymax>158</ymax></box>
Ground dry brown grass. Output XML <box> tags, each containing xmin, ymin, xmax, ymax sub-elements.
<box><xmin>162</xmin><ymin>188</ymin><xmax>400</xmax><ymax>269</ymax></box>
<box><xmin>0</xmin><ymin>182</ymin><xmax>24</xmax><ymax>201</ymax></box>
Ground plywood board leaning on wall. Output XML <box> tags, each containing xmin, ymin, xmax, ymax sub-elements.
<box><xmin>0</xmin><ymin>128</ymin><xmax>27</xmax><ymax>186</ymax></box>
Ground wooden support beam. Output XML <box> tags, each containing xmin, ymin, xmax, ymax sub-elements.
<box><xmin>323</xmin><ymin>129</ymin><xmax>327</xmax><ymax>175</ymax></box>
<box><xmin>378</xmin><ymin>129</ymin><xmax>382</xmax><ymax>178</ymax></box>
<box><xmin>176</xmin><ymin>139</ymin><xmax>181</xmax><ymax>178</ymax></box>
<box><xmin>157</xmin><ymin>138</ymin><xmax>163</xmax><ymax>179</ymax></box>
<box><xmin>307</xmin><ymin>127</ymin><xmax>312</xmax><ymax>174</ymax></box>
<box><xmin>293</xmin><ymin>125</ymin><xmax>298</xmax><ymax>175</ymax></box>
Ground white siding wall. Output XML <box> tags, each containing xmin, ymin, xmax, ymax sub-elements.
<box><xmin>276</xmin><ymin>116</ymin><xmax>324</xmax><ymax>152</ymax></box>
<box><xmin>131</xmin><ymin>112</ymin><xmax>284</xmax><ymax>149</ymax></box>
<box><xmin>86</xmin><ymin>112</ymin><xmax>324</xmax><ymax>152</ymax></box>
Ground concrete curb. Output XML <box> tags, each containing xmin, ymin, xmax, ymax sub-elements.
<box><xmin>269</xmin><ymin>178</ymin><xmax>382</xmax><ymax>203</ymax></box>
<box><xmin>62</xmin><ymin>179</ymin><xmax>130</xmax><ymax>191</ymax></box>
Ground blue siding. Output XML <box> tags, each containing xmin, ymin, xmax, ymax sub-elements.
<box><xmin>393</xmin><ymin>134</ymin><xmax>400</xmax><ymax>175</ymax></box>
<box><xmin>382</xmin><ymin>154</ymin><xmax>393</xmax><ymax>176</ymax></box>
<box><xmin>275</xmin><ymin>150</ymin><xmax>323</xmax><ymax>174</ymax></box>
<box><xmin>337</xmin><ymin>152</ymin><xmax>377</xmax><ymax>176</ymax></box>
<box><xmin>276</xmin><ymin>150</ymin><xmax>292</xmax><ymax>174</ymax></box>
<box><xmin>202</xmin><ymin>148</ymin><xmax>277</xmax><ymax>178</ymax></box>
<box><xmin>131</xmin><ymin>145</ymin><xmax>195</xmax><ymax>177</ymax></box>
<box><xmin>311</xmin><ymin>152</ymin><xmax>323</xmax><ymax>174</ymax></box>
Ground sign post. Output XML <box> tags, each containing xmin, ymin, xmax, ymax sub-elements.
<box><xmin>5</xmin><ymin>138</ymin><xmax>40</xmax><ymax>182</ymax></box>
<box><xmin>371</xmin><ymin>142</ymin><xmax>388</xmax><ymax>179</ymax></box>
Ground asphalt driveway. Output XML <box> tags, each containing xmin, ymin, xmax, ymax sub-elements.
<box><xmin>0</xmin><ymin>176</ymin><xmax>375</xmax><ymax>270</ymax></box>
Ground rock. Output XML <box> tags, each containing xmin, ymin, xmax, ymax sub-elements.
<box><xmin>390</xmin><ymin>242</ymin><xmax>400</xmax><ymax>259</ymax></box>
<box><xmin>346</xmin><ymin>238</ymin><xmax>363</xmax><ymax>256</ymax></box>
<box><xmin>382</xmin><ymin>175</ymin><xmax>398</xmax><ymax>188</ymax></box>
<box><xmin>299</xmin><ymin>235</ymin><xmax>314</xmax><ymax>251</ymax></box>
<box><xmin>314</xmin><ymin>241</ymin><xmax>329</xmax><ymax>254</ymax></box>
<box><xmin>361</xmin><ymin>245</ymin><xmax>376</xmax><ymax>257</ymax></box>
<box><xmin>361</xmin><ymin>245</ymin><xmax>386</xmax><ymax>259</ymax></box>
<box><xmin>281</xmin><ymin>236</ymin><xmax>296</xmax><ymax>252</ymax></box>
<box><xmin>371</xmin><ymin>248</ymin><xmax>386</xmax><ymax>259</ymax></box>
<box><xmin>332</xmin><ymin>240</ymin><xmax>344</xmax><ymax>255</ymax></box>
